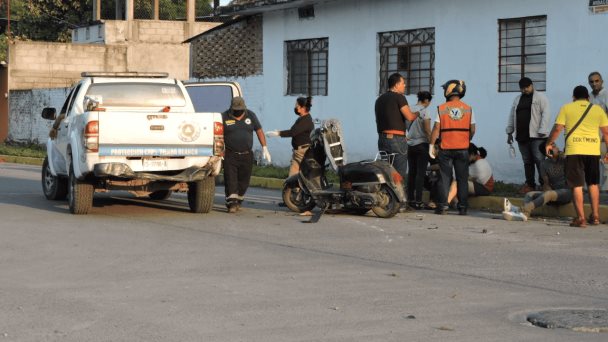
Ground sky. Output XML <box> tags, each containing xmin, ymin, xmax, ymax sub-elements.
<box><xmin>219</xmin><ymin>0</ymin><xmax>231</xmax><ymax>5</ymax></box>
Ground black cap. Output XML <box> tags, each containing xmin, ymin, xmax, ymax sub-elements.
<box><xmin>519</xmin><ymin>77</ymin><xmax>533</xmax><ymax>89</ymax></box>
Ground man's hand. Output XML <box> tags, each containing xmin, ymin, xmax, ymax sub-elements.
<box><xmin>266</xmin><ymin>130</ymin><xmax>280</xmax><ymax>138</ymax></box>
<box><xmin>507</xmin><ymin>133</ymin><xmax>514</xmax><ymax>144</ymax></box>
<box><xmin>262</xmin><ymin>146</ymin><xmax>272</xmax><ymax>163</ymax></box>
<box><xmin>428</xmin><ymin>144</ymin><xmax>436</xmax><ymax>159</ymax></box>
<box><xmin>545</xmin><ymin>142</ymin><xmax>554</xmax><ymax>157</ymax></box>
<box><xmin>49</xmin><ymin>128</ymin><xmax>58</xmax><ymax>139</ymax></box>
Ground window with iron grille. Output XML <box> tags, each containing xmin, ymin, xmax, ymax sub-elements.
<box><xmin>379</xmin><ymin>28</ymin><xmax>435</xmax><ymax>95</ymax></box>
<box><xmin>499</xmin><ymin>16</ymin><xmax>547</xmax><ymax>92</ymax></box>
<box><xmin>286</xmin><ymin>38</ymin><xmax>328</xmax><ymax>96</ymax></box>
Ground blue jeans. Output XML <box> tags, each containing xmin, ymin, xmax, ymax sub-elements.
<box><xmin>438</xmin><ymin>149</ymin><xmax>469</xmax><ymax>209</ymax></box>
<box><xmin>378</xmin><ymin>134</ymin><xmax>408</xmax><ymax>192</ymax></box>
<box><xmin>518</xmin><ymin>139</ymin><xmax>545</xmax><ymax>187</ymax></box>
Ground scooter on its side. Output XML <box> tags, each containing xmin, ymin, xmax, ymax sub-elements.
<box><xmin>282</xmin><ymin>119</ymin><xmax>406</xmax><ymax>222</ymax></box>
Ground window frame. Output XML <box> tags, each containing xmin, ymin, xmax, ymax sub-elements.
<box><xmin>378</xmin><ymin>27</ymin><xmax>435</xmax><ymax>95</ymax></box>
<box><xmin>498</xmin><ymin>15</ymin><xmax>547</xmax><ymax>92</ymax></box>
<box><xmin>285</xmin><ymin>37</ymin><xmax>329</xmax><ymax>96</ymax></box>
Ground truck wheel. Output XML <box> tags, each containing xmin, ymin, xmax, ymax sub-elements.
<box><xmin>371</xmin><ymin>185</ymin><xmax>400</xmax><ymax>218</ymax></box>
<box><xmin>188</xmin><ymin>176</ymin><xmax>215</xmax><ymax>213</ymax></box>
<box><xmin>42</xmin><ymin>156</ymin><xmax>68</xmax><ymax>200</ymax></box>
<box><xmin>148</xmin><ymin>190</ymin><xmax>172</xmax><ymax>200</ymax></box>
<box><xmin>282</xmin><ymin>185</ymin><xmax>315</xmax><ymax>213</ymax></box>
<box><xmin>68</xmin><ymin>163</ymin><xmax>94</xmax><ymax>215</ymax></box>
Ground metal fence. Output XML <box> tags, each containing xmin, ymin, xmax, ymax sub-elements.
<box><xmin>99</xmin><ymin>0</ymin><xmax>216</xmax><ymax>21</ymax></box>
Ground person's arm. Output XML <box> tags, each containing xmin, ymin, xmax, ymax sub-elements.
<box><xmin>537</xmin><ymin>93</ymin><xmax>551</xmax><ymax>137</ymax></box>
<box><xmin>256</xmin><ymin>128</ymin><xmax>267</xmax><ymax>147</ymax></box>
<box><xmin>470</xmin><ymin>123</ymin><xmax>476</xmax><ymax>139</ymax></box>
<box><xmin>400</xmin><ymin>105</ymin><xmax>419</xmax><ymax>121</ymax></box>
<box><xmin>545</xmin><ymin>123</ymin><xmax>565</xmax><ymax>156</ymax></box>
<box><xmin>601</xmin><ymin>126</ymin><xmax>608</xmax><ymax>162</ymax></box>
<box><xmin>423</xmin><ymin>118</ymin><xmax>431</xmax><ymax>141</ymax></box>
<box><xmin>506</xmin><ymin>96</ymin><xmax>517</xmax><ymax>143</ymax></box>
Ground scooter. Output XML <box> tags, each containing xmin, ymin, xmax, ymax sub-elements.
<box><xmin>282</xmin><ymin>119</ymin><xmax>406</xmax><ymax>222</ymax></box>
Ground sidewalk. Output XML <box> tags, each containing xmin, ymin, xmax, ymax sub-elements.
<box><xmin>4</xmin><ymin>154</ymin><xmax>607</xmax><ymax>222</ymax></box>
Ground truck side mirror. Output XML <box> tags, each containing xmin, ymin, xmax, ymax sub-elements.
<box><xmin>41</xmin><ymin>107</ymin><xmax>57</xmax><ymax>120</ymax></box>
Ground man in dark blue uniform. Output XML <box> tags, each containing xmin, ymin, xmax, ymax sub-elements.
<box><xmin>222</xmin><ymin>97</ymin><xmax>271</xmax><ymax>213</ymax></box>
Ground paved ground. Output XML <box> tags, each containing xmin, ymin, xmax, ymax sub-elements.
<box><xmin>1</xmin><ymin>162</ymin><xmax>607</xmax><ymax>341</ymax></box>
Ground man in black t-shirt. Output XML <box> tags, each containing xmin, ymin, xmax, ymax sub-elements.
<box><xmin>375</xmin><ymin>73</ymin><xmax>419</xmax><ymax>194</ymax></box>
<box><xmin>222</xmin><ymin>97</ymin><xmax>271</xmax><ymax>213</ymax></box>
<box><xmin>505</xmin><ymin>77</ymin><xmax>551</xmax><ymax>193</ymax></box>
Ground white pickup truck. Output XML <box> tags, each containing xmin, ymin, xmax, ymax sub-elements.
<box><xmin>41</xmin><ymin>72</ymin><xmax>241</xmax><ymax>214</ymax></box>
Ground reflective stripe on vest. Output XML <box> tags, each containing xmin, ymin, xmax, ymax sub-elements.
<box><xmin>438</xmin><ymin>100</ymin><xmax>472</xmax><ymax>150</ymax></box>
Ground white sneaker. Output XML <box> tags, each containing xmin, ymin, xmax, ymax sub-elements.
<box><xmin>502</xmin><ymin>210</ymin><xmax>528</xmax><ymax>221</ymax></box>
<box><xmin>503</xmin><ymin>198</ymin><xmax>521</xmax><ymax>213</ymax></box>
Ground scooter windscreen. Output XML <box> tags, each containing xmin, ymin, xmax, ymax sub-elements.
<box><xmin>320</xmin><ymin>119</ymin><xmax>347</xmax><ymax>171</ymax></box>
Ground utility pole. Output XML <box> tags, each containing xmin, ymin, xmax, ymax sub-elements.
<box><xmin>6</xmin><ymin>0</ymin><xmax>10</xmax><ymax>39</ymax></box>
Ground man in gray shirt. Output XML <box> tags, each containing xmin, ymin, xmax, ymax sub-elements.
<box><xmin>589</xmin><ymin>71</ymin><xmax>608</xmax><ymax>190</ymax></box>
<box><xmin>406</xmin><ymin>91</ymin><xmax>433</xmax><ymax>209</ymax></box>
<box><xmin>505</xmin><ymin>77</ymin><xmax>551</xmax><ymax>194</ymax></box>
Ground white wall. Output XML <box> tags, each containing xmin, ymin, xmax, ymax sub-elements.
<box><xmin>258</xmin><ymin>0</ymin><xmax>608</xmax><ymax>183</ymax></box>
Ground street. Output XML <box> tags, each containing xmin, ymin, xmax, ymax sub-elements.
<box><xmin>0</xmin><ymin>162</ymin><xmax>607</xmax><ymax>341</ymax></box>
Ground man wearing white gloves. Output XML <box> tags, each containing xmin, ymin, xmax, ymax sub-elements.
<box><xmin>222</xmin><ymin>96</ymin><xmax>271</xmax><ymax>213</ymax></box>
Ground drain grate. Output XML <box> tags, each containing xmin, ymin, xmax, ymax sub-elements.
<box><xmin>527</xmin><ymin>309</ymin><xmax>608</xmax><ymax>333</ymax></box>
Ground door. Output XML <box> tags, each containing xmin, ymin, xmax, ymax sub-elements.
<box><xmin>53</xmin><ymin>85</ymin><xmax>81</xmax><ymax>175</ymax></box>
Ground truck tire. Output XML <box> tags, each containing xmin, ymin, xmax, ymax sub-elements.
<box><xmin>188</xmin><ymin>176</ymin><xmax>215</xmax><ymax>213</ymax></box>
<box><xmin>148</xmin><ymin>190</ymin><xmax>172</xmax><ymax>200</ymax></box>
<box><xmin>68</xmin><ymin>163</ymin><xmax>94</xmax><ymax>215</ymax></box>
<box><xmin>42</xmin><ymin>156</ymin><xmax>68</xmax><ymax>200</ymax></box>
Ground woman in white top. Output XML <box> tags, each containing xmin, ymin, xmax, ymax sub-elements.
<box><xmin>447</xmin><ymin>143</ymin><xmax>494</xmax><ymax>204</ymax></box>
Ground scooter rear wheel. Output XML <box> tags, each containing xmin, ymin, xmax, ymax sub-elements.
<box><xmin>282</xmin><ymin>185</ymin><xmax>315</xmax><ymax>213</ymax></box>
<box><xmin>371</xmin><ymin>185</ymin><xmax>400</xmax><ymax>218</ymax></box>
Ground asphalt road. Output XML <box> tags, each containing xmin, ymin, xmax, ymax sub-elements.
<box><xmin>1</xmin><ymin>162</ymin><xmax>607</xmax><ymax>341</ymax></box>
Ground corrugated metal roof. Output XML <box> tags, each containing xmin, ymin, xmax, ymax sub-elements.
<box><xmin>221</xmin><ymin>0</ymin><xmax>330</xmax><ymax>15</ymax></box>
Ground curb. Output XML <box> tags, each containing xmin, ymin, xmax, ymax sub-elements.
<box><xmin>2</xmin><ymin>155</ymin><xmax>605</xmax><ymax>222</ymax></box>
<box><xmin>0</xmin><ymin>155</ymin><xmax>44</xmax><ymax>166</ymax></box>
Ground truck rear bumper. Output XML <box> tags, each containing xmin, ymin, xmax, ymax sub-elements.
<box><xmin>93</xmin><ymin>158</ymin><xmax>220</xmax><ymax>182</ymax></box>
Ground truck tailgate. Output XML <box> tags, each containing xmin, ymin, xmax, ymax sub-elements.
<box><xmin>98</xmin><ymin>111</ymin><xmax>219</xmax><ymax>157</ymax></box>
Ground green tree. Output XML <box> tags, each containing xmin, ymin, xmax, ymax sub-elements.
<box><xmin>18</xmin><ymin>0</ymin><xmax>93</xmax><ymax>42</ymax></box>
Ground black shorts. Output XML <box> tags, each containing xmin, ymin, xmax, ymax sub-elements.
<box><xmin>565</xmin><ymin>155</ymin><xmax>600</xmax><ymax>187</ymax></box>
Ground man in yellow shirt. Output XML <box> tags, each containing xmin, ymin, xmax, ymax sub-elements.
<box><xmin>546</xmin><ymin>86</ymin><xmax>608</xmax><ymax>227</ymax></box>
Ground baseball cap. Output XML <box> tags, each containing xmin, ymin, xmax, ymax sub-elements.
<box><xmin>231</xmin><ymin>97</ymin><xmax>247</xmax><ymax>110</ymax></box>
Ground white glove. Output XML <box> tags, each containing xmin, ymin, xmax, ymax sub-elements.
<box><xmin>429</xmin><ymin>144</ymin><xmax>436</xmax><ymax>159</ymax></box>
<box><xmin>262</xmin><ymin>146</ymin><xmax>272</xmax><ymax>163</ymax></box>
<box><xmin>266</xmin><ymin>130</ymin><xmax>280</xmax><ymax>138</ymax></box>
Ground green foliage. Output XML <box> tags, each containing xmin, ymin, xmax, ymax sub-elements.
<box><xmin>0</xmin><ymin>142</ymin><xmax>46</xmax><ymax>158</ymax></box>
<box><xmin>493</xmin><ymin>180</ymin><xmax>523</xmax><ymax>197</ymax></box>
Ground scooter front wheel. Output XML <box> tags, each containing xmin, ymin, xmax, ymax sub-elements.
<box><xmin>371</xmin><ymin>185</ymin><xmax>400</xmax><ymax>218</ymax></box>
<box><xmin>282</xmin><ymin>185</ymin><xmax>316</xmax><ymax>213</ymax></box>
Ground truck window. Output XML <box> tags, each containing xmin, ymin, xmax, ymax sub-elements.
<box><xmin>186</xmin><ymin>85</ymin><xmax>234</xmax><ymax>113</ymax></box>
<box><xmin>65</xmin><ymin>84</ymin><xmax>82</xmax><ymax>117</ymax></box>
<box><xmin>59</xmin><ymin>87</ymin><xmax>77</xmax><ymax>116</ymax></box>
<box><xmin>86</xmin><ymin>83</ymin><xmax>186</xmax><ymax>107</ymax></box>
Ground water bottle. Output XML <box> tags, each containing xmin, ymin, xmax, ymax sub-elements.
<box><xmin>508</xmin><ymin>143</ymin><xmax>516</xmax><ymax>159</ymax></box>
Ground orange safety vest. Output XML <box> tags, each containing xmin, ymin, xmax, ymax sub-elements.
<box><xmin>438</xmin><ymin>100</ymin><xmax>472</xmax><ymax>150</ymax></box>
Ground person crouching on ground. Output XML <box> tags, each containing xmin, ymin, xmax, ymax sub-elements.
<box><xmin>447</xmin><ymin>143</ymin><xmax>494</xmax><ymax>205</ymax></box>
<box><xmin>503</xmin><ymin>142</ymin><xmax>572</xmax><ymax>221</ymax></box>
<box><xmin>266</xmin><ymin>97</ymin><xmax>315</xmax><ymax>176</ymax></box>
<box><xmin>544</xmin><ymin>85</ymin><xmax>608</xmax><ymax>227</ymax></box>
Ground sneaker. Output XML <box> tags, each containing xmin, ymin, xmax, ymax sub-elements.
<box><xmin>458</xmin><ymin>208</ymin><xmax>467</xmax><ymax>216</ymax></box>
<box><xmin>502</xmin><ymin>210</ymin><xmax>527</xmax><ymax>221</ymax></box>
<box><xmin>227</xmin><ymin>204</ymin><xmax>238</xmax><ymax>213</ymax></box>
<box><xmin>435</xmin><ymin>206</ymin><xmax>448</xmax><ymax>215</ymax></box>
<box><xmin>503</xmin><ymin>198</ymin><xmax>521</xmax><ymax>213</ymax></box>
